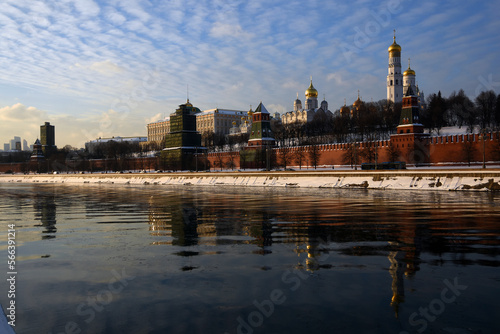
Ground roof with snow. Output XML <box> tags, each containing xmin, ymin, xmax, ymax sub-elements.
<box><xmin>254</xmin><ymin>102</ymin><xmax>269</xmax><ymax>114</ymax></box>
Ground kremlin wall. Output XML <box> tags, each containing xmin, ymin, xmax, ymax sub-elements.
<box><xmin>205</xmin><ymin>131</ymin><xmax>500</xmax><ymax>170</ymax></box>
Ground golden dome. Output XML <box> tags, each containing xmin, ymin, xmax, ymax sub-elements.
<box><xmin>404</xmin><ymin>67</ymin><xmax>415</xmax><ymax>76</ymax></box>
<box><xmin>305</xmin><ymin>79</ymin><xmax>318</xmax><ymax>98</ymax></box>
<box><xmin>388</xmin><ymin>33</ymin><xmax>401</xmax><ymax>54</ymax></box>
<box><xmin>353</xmin><ymin>90</ymin><xmax>362</xmax><ymax>107</ymax></box>
<box><xmin>404</xmin><ymin>59</ymin><xmax>415</xmax><ymax>76</ymax></box>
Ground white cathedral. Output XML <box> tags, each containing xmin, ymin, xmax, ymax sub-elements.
<box><xmin>282</xmin><ymin>79</ymin><xmax>332</xmax><ymax>125</ymax></box>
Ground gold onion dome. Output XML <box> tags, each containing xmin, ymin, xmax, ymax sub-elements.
<box><xmin>305</xmin><ymin>79</ymin><xmax>318</xmax><ymax>98</ymax></box>
<box><xmin>353</xmin><ymin>91</ymin><xmax>362</xmax><ymax>107</ymax></box>
<box><xmin>404</xmin><ymin>67</ymin><xmax>415</xmax><ymax>76</ymax></box>
<box><xmin>404</xmin><ymin>59</ymin><xmax>415</xmax><ymax>76</ymax></box>
<box><xmin>388</xmin><ymin>35</ymin><xmax>401</xmax><ymax>54</ymax></box>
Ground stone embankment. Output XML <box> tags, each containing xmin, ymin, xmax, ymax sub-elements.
<box><xmin>2</xmin><ymin>170</ymin><xmax>500</xmax><ymax>191</ymax></box>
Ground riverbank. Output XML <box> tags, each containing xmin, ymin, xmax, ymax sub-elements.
<box><xmin>2</xmin><ymin>169</ymin><xmax>500</xmax><ymax>191</ymax></box>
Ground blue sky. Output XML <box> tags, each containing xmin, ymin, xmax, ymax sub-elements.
<box><xmin>0</xmin><ymin>0</ymin><xmax>499</xmax><ymax>148</ymax></box>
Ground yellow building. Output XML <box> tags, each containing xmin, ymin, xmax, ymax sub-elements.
<box><xmin>147</xmin><ymin>108</ymin><xmax>248</xmax><ymax>145</ymax></box>
<box><xmin>196</xmin><ymin>108</ymin><xmax>247</xmax><ymax>135</ymax></box>
<box><xmin>147</xmin><ymin>118</ymin><xmax>171</xmax><ymax>145</ymax></box>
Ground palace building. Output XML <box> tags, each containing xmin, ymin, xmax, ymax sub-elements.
<box><xmin>147</xmin><ymin>108</ymin><xmax>248</xmax><ymax>145</ymax></box>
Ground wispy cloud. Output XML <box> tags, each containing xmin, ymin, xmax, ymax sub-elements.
<box><xmin>0</xmin><ymin>0</ymin><xmax>498</xmax><ymax>147</ymax></box>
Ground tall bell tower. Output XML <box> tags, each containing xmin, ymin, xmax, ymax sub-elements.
<box><xmin>387</xmin><ymin>30</ymin><xmax>403</xmax><ymax>104</ymax></box>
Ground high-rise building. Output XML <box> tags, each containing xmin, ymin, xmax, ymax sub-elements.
<box><xmin>40</xmin><ymin>122</ymin><xmax>56</xmax><ymax>155</ymax></box>
<box><xmin>10</xmin><ymin>137</ymin><xmax>21</xmax><ymax>151</ymax></box>
<box><xmin>3</xmin><ymin>143</ymin><xmax>9</xmax><ymax>151</ymax></box>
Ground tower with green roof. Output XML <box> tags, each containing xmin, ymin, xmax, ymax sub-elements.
<box><xmin>161</xmin><ymin>100</ymin><xmax>207</xmax><ymax>170</ymax></box>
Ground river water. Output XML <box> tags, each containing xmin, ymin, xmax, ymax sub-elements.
<box><xmin>0</xmin><ymin>183</ymin><xmax>499</xmax><ymax>334</ymax></box>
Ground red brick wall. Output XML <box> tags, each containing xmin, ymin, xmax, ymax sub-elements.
<box><xmin>206</xmin><ymin>131</ymin><xmax>500</xmax><ymax>169</ymax></box>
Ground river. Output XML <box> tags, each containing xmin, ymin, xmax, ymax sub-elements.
<box><xmin>0</xmin><ymin>183</ymin><xmax>499</xmax><ymax>334</ymax></box>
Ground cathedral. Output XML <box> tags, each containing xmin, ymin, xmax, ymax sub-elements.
<box><xmin>282</xmin><ymin>79</ymin><xmax>332</xmax><ymax>125</ymax></box>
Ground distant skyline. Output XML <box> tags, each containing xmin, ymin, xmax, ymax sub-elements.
<box><xmin>1</xmin><ymin>0</ymin><xmax>499</xmax><ymax>148</ymax></box>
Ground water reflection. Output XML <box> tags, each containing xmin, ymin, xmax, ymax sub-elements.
<box><xmin>145</xmin><ymin>187</ymin><xmax>500</xmax><ymax>321</ymax></box>
<box><xmin>33</xmin><ymin>191</ymin><xmax>57</xmax><ymax>239</ymax></box>
<box><xmin>2</xmin><ymin>184</ymin><xmax>499</xmax><ymax>334</ymax></box>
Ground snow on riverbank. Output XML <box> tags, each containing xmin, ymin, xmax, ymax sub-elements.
<box><xmin>2</xmin><ymin>170</ymin><xmax>500</xmax><ymax>191</ymax></box>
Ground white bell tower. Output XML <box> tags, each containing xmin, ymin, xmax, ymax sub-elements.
<box><xmin>387</xmin><ymin>30</ymin><xmax>403</xmax><ymax>104</ymax></box>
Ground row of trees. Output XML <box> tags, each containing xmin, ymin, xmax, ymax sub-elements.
<box><xmin>422</xmin><ymin>90</ymin><xmax>500</xmax><ymax>134</ymax></box>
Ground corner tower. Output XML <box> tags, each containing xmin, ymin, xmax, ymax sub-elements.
<box><xmin>387</xmin><ymin>31</ymin><xmax>403</xmax><ymax>104</ymax></box>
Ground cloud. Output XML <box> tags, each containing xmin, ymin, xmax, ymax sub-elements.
<box><xmin>0</xmin><ymin>0</ymin><xmax>499</xmax><ymax>148</ymax></box>
<box><xmin>0</xmin><ymin>103</ymin><xmax>48</xmax><ymax>145</ymax></box>
<box><xmin>0</xmin><ymin>103</ymin><xmax>47</xmax><ymax>121</ymax></box>
<box><xmin>88</xmin><ymin>60</ymin><xmax>125</xmax><ymax>75</ymax></box>
<box><xmin>145</xmin><ymin>113</ymin><xmax>164</xmax><ymax>124</ymax></box>
<box><xmin>73</xmin><ymin>0</ymin><xmax>100</xmax><ymax>17</ymax></box>
<box><xmin>209</xmin><ymin>22</ymin><xmax>253</xmax><ymax>40</ymax></box>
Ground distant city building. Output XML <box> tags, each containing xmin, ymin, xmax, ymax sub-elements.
<box><xmin>40</xmin><ymin>122</ymin><xmax>57</xmax><ymax>155</ymax></box>
<box><xmin>282</xmin><ymin>79</ymin><xmax>332</xmax><ymax>125</ymax></box>
<box><xmin>10</xmin><ymin>137</ymin><xmax>21</xmax><ymax>151</ymax></box>
<box><xmin>85</xmin><ymin>136</ymin><xmax>147</xmax><ymax>154</ymax></box>
<box><xmin>2</xmin><ymin>137</ymin><xmax>32</xmax><ymax>152</ymax></box>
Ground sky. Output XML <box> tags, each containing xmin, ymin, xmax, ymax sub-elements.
<box><xmin>0</xmin><ymin>0</ymin><xmax>499</xmax><ymax>148</ymax></box>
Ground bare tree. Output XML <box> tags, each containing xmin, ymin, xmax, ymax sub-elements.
<box><xmin>461</xmin><ymin>137</ymin><xmax>475</xmax><ymax>167</ymax></box>
<box><xmin>308</xmin><ymin>144</ymin><xmax>321</xmax><ymax>169</ymax></box>
<box><xmin>294</xmin><ymin>146</ymin><xmax>306</xmax><ymax>169</ymax></box>
<box><xmin>278</xmin><ymin>146</ymin><xmax>293</xmax><ymax>170</ymax></box>
<box><xmin>475</xmin><ymin>90</ymin><xmax>497</xmax><ymax>130</ymax></box>
<box><xmin>386</xmin><ymin>141</ymin><xmax>402</xmax><ymax>163</ymax></box>
<box><xmin>342</xmin><ymin>143</ymin><xmax>359</xmax><ymax>169</ymax></box>
<box><xmin>214</xmin><ymin>153</ymin><xmax>224</xmax><ymax>171</ymax></box>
